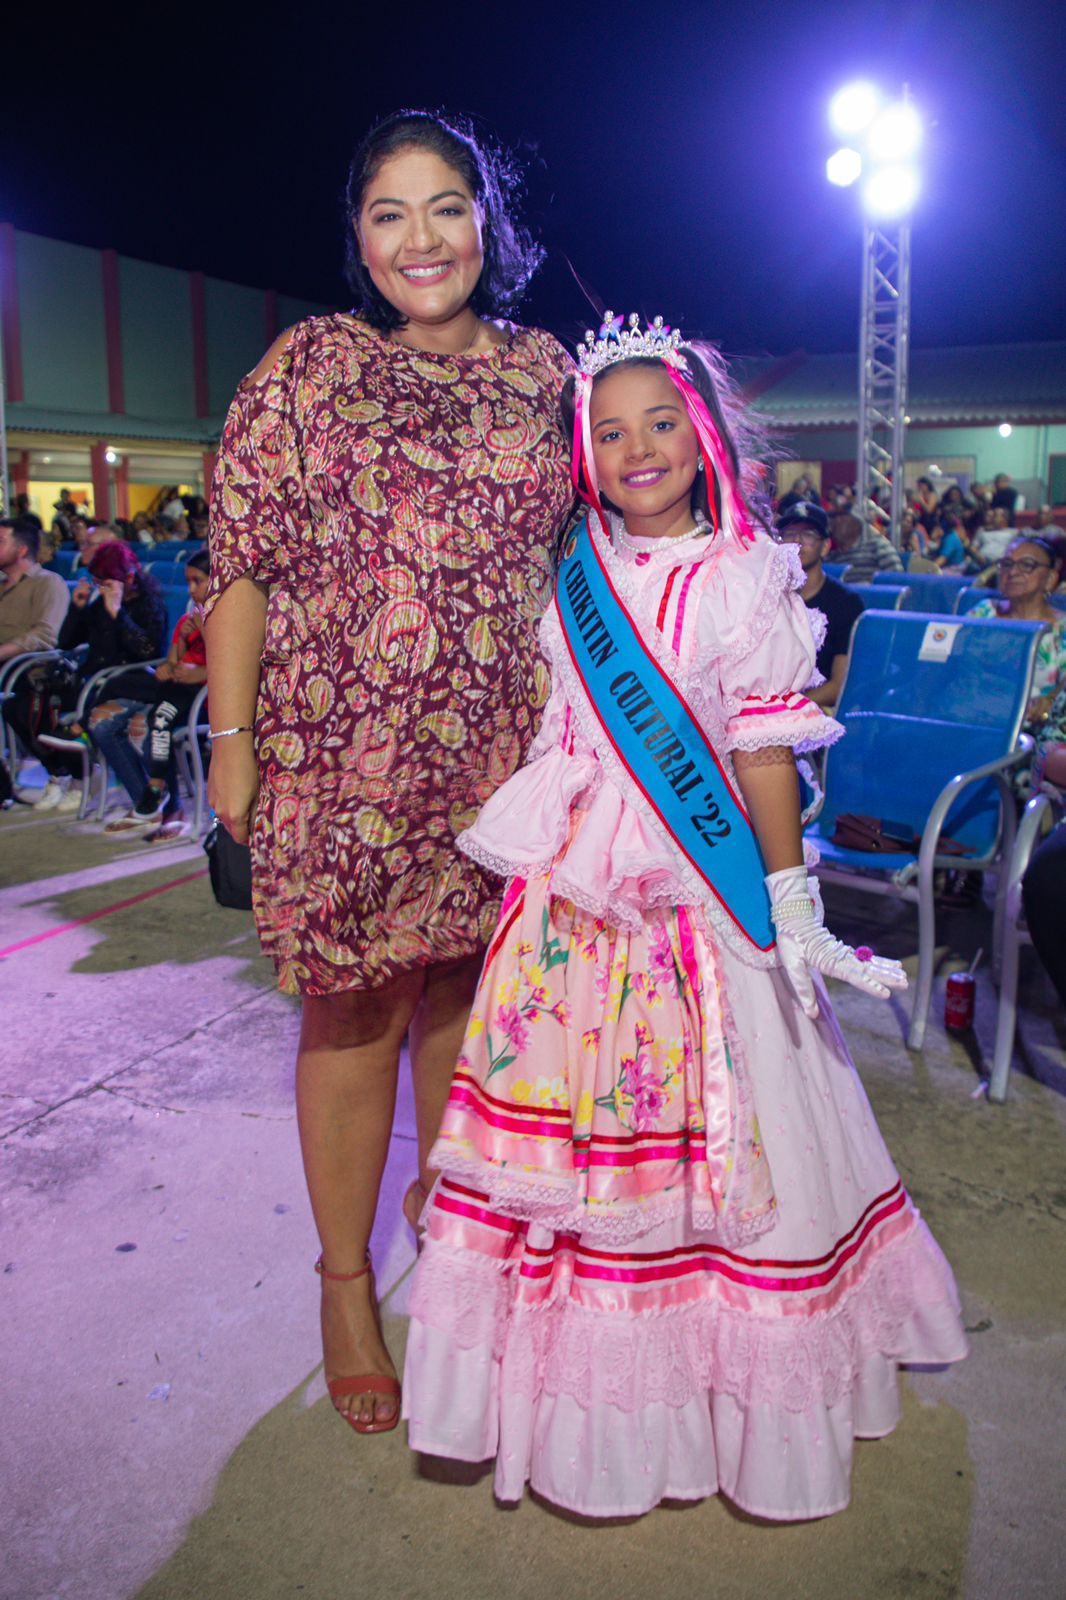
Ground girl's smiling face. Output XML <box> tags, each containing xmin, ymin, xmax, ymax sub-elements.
<box><xmin>588</xmin><ymin>362</ymin><xmax>701</xmax><ymax>538</ymax></box>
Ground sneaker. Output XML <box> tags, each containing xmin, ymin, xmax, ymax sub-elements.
<box><xmin>14</xmin><ymin>781</ymin><xmax>51</xmax><ymax>805</ymax></box>
<box><xmin>145</xmin><ymin>819</ymin><xmax>191</xmax><ymax>843</ymax></box>
<box><xmin>104</xmin><ymin>809</ymin><xmax>156</xmax><ymax>835</ymax></box>
<box><xmin>132</xmin><ymin>786</ymin><xmax>168</xmax><ymax>823</ymax></box>
<box><xmin>54</xmin><ymin>783</ymin><xmax>85</xmax><ymax>814</ymax></box>
<box><xmin>31</xmin><ymin>779</ymin><xmax>66</xmax><ymax>810</ymax></box>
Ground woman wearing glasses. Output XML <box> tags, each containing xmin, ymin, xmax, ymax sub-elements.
<box><xmin>968</xmin><ymin>535</ymin><xmax>1065</xmax><ymax>723</ymax></box>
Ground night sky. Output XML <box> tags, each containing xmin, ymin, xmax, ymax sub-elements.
<box><xmin>6</xmin><ymin>0</ymin><xmax>1065</xmax><ymax>360</ymax></box>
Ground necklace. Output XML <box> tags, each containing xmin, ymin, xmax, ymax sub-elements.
<box><xmin>615</xmin><ymin>515</ymin><xmax>708</xmax><ymax>553</ymax></box>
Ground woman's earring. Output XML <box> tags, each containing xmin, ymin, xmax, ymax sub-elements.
<box><xmin>697</xmin><ymin>458</ymin><xmax>705</xmax><ymax>473</ymax></box>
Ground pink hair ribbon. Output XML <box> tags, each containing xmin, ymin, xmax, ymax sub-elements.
<box><xmin>571</xmin><ymin>371</ymin><xmax>604</xmax><ymax>513</ymax></box>
<box><xmin>664</xmin><ymin>360</ymin><xmax>756</xmax><ymax>548</ymax></box>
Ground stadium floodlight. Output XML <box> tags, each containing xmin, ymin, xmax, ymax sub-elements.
<box><xmin>862</xmin><ymin>165</ymin><xmax>919</xmax><ymax>219</ymax></box>
<box><xmin>998</xmin><ymin>422</ymin><xmax>1013</xmax><ymax>438</ymax></box>
<box><xmin>829</xmin><ymin>81</ymin><xmax>881</xmax><ymax>137</ymax></box>
<box><xmin>867</xmin><ymin>102</ymin><xmax>922</xmax><ymax>162</ymax></box>
<box><xmin>827</xmin><ymin>148</ymin><xmax>863</xmax><ymax>187</ymax></box>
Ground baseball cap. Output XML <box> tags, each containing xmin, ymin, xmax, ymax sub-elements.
<box><xmin>777</xmin><ymin>500</ymin><xmax>829</xmax><ymax>538</ymax></box>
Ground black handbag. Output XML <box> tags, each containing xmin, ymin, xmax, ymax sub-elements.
<box><xmin>203</xmin><ymin>818</ymin><xmax>254</xmax><ymax>910</ymax></box>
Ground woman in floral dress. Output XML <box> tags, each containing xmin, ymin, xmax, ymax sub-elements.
<box><xmin>204</xmin><ymin>112</ymin><xmax>574</xmax><ymax>1433</ymax></box>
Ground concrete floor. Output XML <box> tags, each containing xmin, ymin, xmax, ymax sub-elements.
<box><xmin>2</xmin><ymin>802</ymin><xmax>1065</xmax><ymax>1600</ymax></box>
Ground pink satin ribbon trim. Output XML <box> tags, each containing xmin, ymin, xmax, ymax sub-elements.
<box><xmin>518</xmin><ymin>1187</ymin><xmax>909</xmax><ymax>1296</ymax></box>
<box><xmin>736</xmin><ymin>700</ymin><xmax>819</xmax><ymax>718</ymax></box>
<box><xmin>678</xmin><ymin>909</ymin><xmax>734</xmax><ymax>1217</ymax></box>
<box><xmin>573</xmin><ymin>1141</ymin><xmax>707</xmax><ymax>1170</ymax></box>
<box><xmin>671</xmin><ymin>561</ymin><xmax>701</xmax><ymax>655</ymax></box>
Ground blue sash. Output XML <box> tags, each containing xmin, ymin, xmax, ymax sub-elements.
<box><xmin>554</xmin><ymin>516</ymin><xmax>774</xmax><ymax>951</ymax></box>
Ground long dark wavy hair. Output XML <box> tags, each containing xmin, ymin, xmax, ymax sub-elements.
<box><xmin>558</xmin><ymin>344</ymin><xmax>773</xmax><ymax>541</ymax></box>
<box><xmin>343</xmin><ymin>110</ymin><xmax>545</xmax><ymax>333</ymax></box>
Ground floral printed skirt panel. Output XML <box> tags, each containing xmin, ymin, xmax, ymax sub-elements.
<box><xmin>428</xmin><ymin>872</ymin><xmax>776</xmax><ymax>1248</ymax></box>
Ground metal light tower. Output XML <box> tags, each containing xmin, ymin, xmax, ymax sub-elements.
<box><xmin>827</xmin><ymin>84</ymin><xmax>921</xmax><ymax>545</ymax></box>
<box><xmin>856</xmin><ymin>222</ymin><xmax>910</xmax><ymax>542</ymax></box>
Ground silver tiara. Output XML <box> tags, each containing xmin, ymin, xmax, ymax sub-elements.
<box><xmin>577</xmin><ymin>312</ymin><xmax>685</xmax><ymax>377</ymax></box>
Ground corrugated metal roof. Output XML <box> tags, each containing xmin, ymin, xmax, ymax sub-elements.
<box><xmin>737</xmin><ymin>341</ymin><xmax>1066</xmax><ymax>428</ymax></box>
<box><xmin>6</xmin><ymin>405</ymin><xmax>224</xmax><ymax>445</ymax></box>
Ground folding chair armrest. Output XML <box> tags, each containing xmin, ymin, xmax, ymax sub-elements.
<box><xmin>184</xmin><ymin>683</ymin><xmax>209</xmax><ymax>739</ymax></box>
<box><xmin>916</xmin><ymin>737</ymin><xmax>1034</xmax><ymax>870</ymax></box>
<box><xmin>1004</xmin><ymin>791</ymin><xmax>1060</xmax><ymax>924</ymax></box>
<box><xmin>75</xmin><ymin>657</ymin><xmax>166</xmax><ymax>721</ymax></box>
<box><xmin>0</xmin><ymin>648</ymin><xmax>67</xmax><ymax>695</ymax></box>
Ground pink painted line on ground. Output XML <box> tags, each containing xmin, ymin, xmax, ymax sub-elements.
<box><xmin>0</xmin><ymin>869</ymin><xmax>210</xmax><ymax>960</ymax></box>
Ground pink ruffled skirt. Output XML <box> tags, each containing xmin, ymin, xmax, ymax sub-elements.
<box><xmin>402</xmin><ymin>871</ymin><xmax>967</xmax><ymax>1520</ymax></box>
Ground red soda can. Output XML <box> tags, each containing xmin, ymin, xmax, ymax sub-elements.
<box><xmin>945</xmin><ymin>972</ymin><xmax>976</xmax><ymax>1032</ymax></box>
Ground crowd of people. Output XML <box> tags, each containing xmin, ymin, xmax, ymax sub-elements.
<box><xmin>12</xmin><ymin>486</ymin><xmax>210</xmax><ymax>567</ymax></box>
<box><xmin>778</xmin><ymin>469</ymin><xmax>1066</xmax><ymax>577</ymax></box>
<box><xmin>0</xmin><ymin>510</ymin><xmax>208</xmax><ymax>834</ymax></box>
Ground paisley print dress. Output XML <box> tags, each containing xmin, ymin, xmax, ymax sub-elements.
<box><xmin>206</xmin><ymin>315</ymin><xmax>574</xmax><ymax>994</ymax></box>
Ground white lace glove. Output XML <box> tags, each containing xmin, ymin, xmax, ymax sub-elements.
<box><xmin>766</xmin><ymin>866</ymin><xmax>909</xmax><ymax>1020</ymax></box>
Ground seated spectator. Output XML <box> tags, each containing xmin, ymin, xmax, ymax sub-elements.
<box><xmin>190</xmin><ymin>516</ymin><xmax>209</xmax><ymax>543</ymax></box>
<box><xmin>776</xmin><ymin>502</ymin><xmax>862</xmax><ymax>709</ymax></box>
<box><xmin>777</xmin><ymin>472</ymin><xmax>820</xmax><ymax>515</ymax></box>
<box><xmin>967</xmin><ymin>536</ymin><xmax>1065</xmax><ymax>721</ymax></box>
<box><xmin>965</xmin><ymin>482</ymin><xmax>992</xmax><ymax>537</ymax></box>
<box><xmin>0</xmin><ymin>518</ymin><xmax>70</xmax><ymax>665</ymax></box>
<box><xmin>913</xmin><ymin>476</ymin><xmax>939</xmax><ymax>533</ymax></box>
<box><xmin>930</xmin><ymin>512</ymin><xmax>970</xmax><ymax>571</ymax></box>
<box><xmin>991</xmin><ymin>472</ymin><xmax>1020</xmax><ymax>525</ymax></box>
<box><xmin>1032</xmin><ymin>504</ymin><xmax>1066</xmax><ymax>541</ymax></box>
<box><xmin>51</xmin><ymin>489</ymin><xmax>77</xmax><ymax>543</ymax></box>
<box><xmin>95</xmin><ymin>552</ymin><xmax>209</xmax><ymax>839</ymax></box>
<box><xmin>9</xmin><ymin>542</ymin><xmax>166</xmax><ymax>811</ymax></box>
<box><xmin>131</xmin><ymin>511</ymin><xmax>154</xmax><ymax>545</ymax></box>
<box><xmin>830</xmin><ymin>484</ymin><xmax>857</xmax><ymax>515</ymax></box>
<box><xmin>939</xmin><ymin>485</ymin><xmax>971</xmax><ymax>515</ymax></box>
<box><xmin>830</xmin><ymin>511</ymin><xmax>904</xmax><ymax>581</ymax></box>
<box><xmin>968</xmin><ymin>506</ymin><xmax>1014</xmax><ymax>571</ymax></box>
<box><xmin>161</xmin><ymin>487</ymin><xmax>185</xmax><ymax>521</ymax></box>
<box><xmin>12</xmin><ymin>493</ymin><xmax>43</xmax><ymax>531</ymax></box>
<box><xmin>899</xmin><ymin>507</ymin><xmax>925</xmax><ymax>555</ymax></box>
<box><xmin>64</xmin><ymin>514</ymin><xmax>89</xmax><ymax>554</ymax></box>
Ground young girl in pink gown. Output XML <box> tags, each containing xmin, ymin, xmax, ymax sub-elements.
<box><xmin>402</xmin><ymin>315</ymin><xmax>967</xmax><ymax>1520</ymax></box>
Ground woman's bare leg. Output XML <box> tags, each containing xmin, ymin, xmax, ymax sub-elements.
<box><xmin>408</xmin><ymin>950</ymin><xmax>485</xmax><ymax>1198</ymax></box>
<box><xmin>297</xmin><ymin>973</ymin><xmax>423</xmax><ymax>1427</ymax></box>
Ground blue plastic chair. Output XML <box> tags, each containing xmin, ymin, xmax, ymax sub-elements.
<box><xmin>956</xmin><ymin>586</ymin><xmax>1066</xmax><ymax>616</ymax></box>
<box><xmin>848</xmin><ymin>583</ymin><xmax>910</xmax><ymax>611</ymax></box>
<box><xmin>806</xmin><ymin>611</ymin><xmax>1047</xmax><ymax>1050</ymax></box>
<box><xmin>823</xmin><ymin>562</ymin><xmax>847</xmax><ymax>581</ymax></box>
<box><xmin>47</xmin><ymin>549</ymin><xmax>76</xmax><ymax>576</ymax></box>
<box><xmin>871</xmin><ymin>570</ymin><xmax>969</xmax><ymax>613</ymax></box>
<box><xmin>163</xmin><ymin>587</ymin><xmax>191</xmax><ymax>636</ymax></box>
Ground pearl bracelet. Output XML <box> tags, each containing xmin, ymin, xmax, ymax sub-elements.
<box><xmin>770</xmin><ymin>896</ymin><xmax>815</xmax><ymax>922</ymax></box>
<box><xmin>209</xmin><ymin>725</ymin><xmax>254</xmax><ymax>739</ymax></box>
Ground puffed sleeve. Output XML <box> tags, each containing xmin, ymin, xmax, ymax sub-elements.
<box><xmin>698</xmin><ymin>537</ymin><xmax>843</xmax><ymax>755</ymax></box>
<box><xmin>203</xmin><ymin>327</ymin><xmax>306</xmax><ymax>622</ymax></box>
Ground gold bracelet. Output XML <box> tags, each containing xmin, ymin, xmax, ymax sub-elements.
<box><xmin>210</xmin><ymin>725</ymin><xmax>254</xmax><ymax>739</ymax></box>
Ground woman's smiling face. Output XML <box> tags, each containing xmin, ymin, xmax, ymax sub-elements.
<box><xmin>589</xmin><ymin>362</ymin><xmax>700</xmax><ymax>533</ymax></box>
<box><xmin>356</xmin><ymin>147</ymin><xmax>484</xmax><ymax>330</ymax></box>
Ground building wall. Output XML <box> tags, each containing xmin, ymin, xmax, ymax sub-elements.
<box><xmin>16</xmin><ymin>233</ymin><xmax>108</xmax><ymax>414</ymax></box>
<box><xmin>119</xmin><ymin>257</ymin><xmax>198</xmax><ymax>421</ymax></box>
<box><xmin>2</xmin><ymin>225</ymin><xmax>329</xmax><ymax>435</ymax></box>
